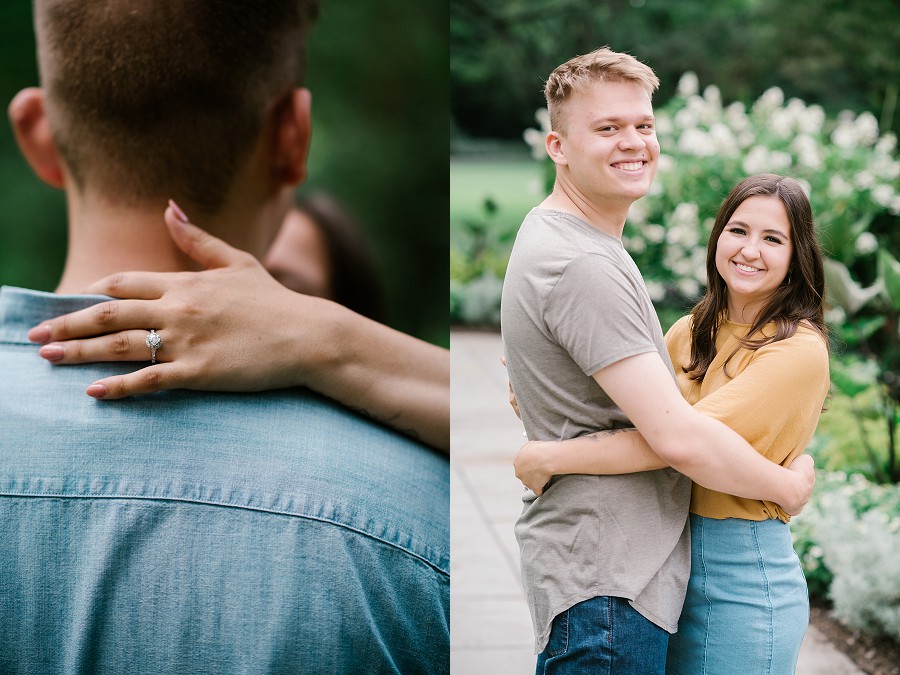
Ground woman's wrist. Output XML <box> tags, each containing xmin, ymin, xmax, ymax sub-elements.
<box><xmin>539</xmin><ymin>441</ymin><xmax>564</xmax><ymax>477</ymax></box>
<box><xmin>284</xmin><ymin>292</ymin><xmax>348</xmax><ymax>391</ymax></box>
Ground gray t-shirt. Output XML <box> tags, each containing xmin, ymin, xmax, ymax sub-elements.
<box><xmin>500</xmin><ymin>207</ymin><xmax>691</xmax><ymax>653</ymax></box>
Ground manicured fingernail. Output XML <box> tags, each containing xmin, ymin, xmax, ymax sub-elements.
<box><xmin>169</xmin><ymin>199</ymin><xmax>189</xmax><ymax>223</ymax></box>
<box><xmin>39</xmin><ymin>344</ymin><xmax>64</xmax><ymax>362</ymax></box>
<box><xmin>28</xmin><ymin>324</ymin><xmax>52</xmax><ymax>344</ymax></box>
<box><xmin>87</xmin><ymin>383</ymin><xmax>107</xmax><ymax>398</ymax></box>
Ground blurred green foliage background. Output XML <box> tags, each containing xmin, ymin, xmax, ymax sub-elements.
<box><xmin>452</xmin><ymin>0</ymin><xmax>900</xmax><ymax>142</ymax></box>
<box><xmin>0</xmin><ymin>1</ymin><xmax>449</xmax><ymax>348</ymax></box>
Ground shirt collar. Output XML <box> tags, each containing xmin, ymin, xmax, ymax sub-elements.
<box><xmin>0</xmin><ymin>286</ymin><xmax>109</xmax><ymax>345</ymax></box>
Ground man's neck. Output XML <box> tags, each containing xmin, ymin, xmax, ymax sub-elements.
<box><xmin>55</xmin><ymin>189</ymin><xmax>285</xmax><ymax>294</ymax></box>
<box><xmin>539</xmin><ymin>180</ymin><xmax>633</xmax><ymax>239</ymax></box>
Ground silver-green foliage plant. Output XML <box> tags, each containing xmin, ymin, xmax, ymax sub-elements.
<box><xmin>792</xmin><ymin>472</ymin><xmax>900</xmax><ymax>639</ymax></box>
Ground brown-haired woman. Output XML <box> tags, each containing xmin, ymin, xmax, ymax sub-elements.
<box><xmin>514</xmin><ymin>173</ymin><xmax>830</xmax><ymax>673</ymax></box>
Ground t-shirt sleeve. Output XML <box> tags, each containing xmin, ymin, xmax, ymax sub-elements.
<box><xmin>544</xmin><ymin>253</ymin><xmax>660</xmax><ymax>376</ymax></box>
<box><xmin>693</xmin><ymin>331</ymin><xmax>830</xmax><ymax>463</ymax></box>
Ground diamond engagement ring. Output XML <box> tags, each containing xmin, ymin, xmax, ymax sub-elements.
<box><xmin>146</xmin><ymin>329</ymin><xmax>163</xmax><ymax>364</ymax></box>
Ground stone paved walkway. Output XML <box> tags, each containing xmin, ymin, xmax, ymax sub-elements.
<box><xmin>450</xmin><ymin>330</ymin><xmax>862</xmax><ymax>675</ymax></box>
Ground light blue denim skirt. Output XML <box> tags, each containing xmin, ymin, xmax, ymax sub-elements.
<box><xmin>666</xmin><ymin>514</ymin><xmax>809</xmax><ymax>675</ymax></box>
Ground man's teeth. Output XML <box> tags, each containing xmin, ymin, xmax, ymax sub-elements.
<box><xmin>615</xmin><ymin>162</ymin><xmax>643</xmax><ymax>171</ymax></box>
<box><xmin>735</xmin><ymin>263</ymin><xmax>760</xmax><ymax>272</ymax></box>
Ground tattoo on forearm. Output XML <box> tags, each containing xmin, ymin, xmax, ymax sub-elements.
<box><xmin>583</xmin><ymin>428</ymin><xmax>633</xmax><ymax>442</ymax></box>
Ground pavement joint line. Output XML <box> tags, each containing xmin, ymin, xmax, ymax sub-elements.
<box><xmin>453</xmin><ymin>461</ymin><xmax>524</xmax><ymax>585</ymax></box>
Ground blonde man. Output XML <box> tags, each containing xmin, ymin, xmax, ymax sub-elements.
<box><xmin>501</xmin><ymin>48</ymin><xmax>814</xmax><ymax>673</ymax></box>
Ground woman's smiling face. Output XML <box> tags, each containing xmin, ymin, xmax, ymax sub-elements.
<box><xmin>714</xmin><ymin>195</ymin><xmax>794</xmax><ymax>322</ymax></box>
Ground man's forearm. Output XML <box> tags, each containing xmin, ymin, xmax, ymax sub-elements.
<box><xmin>544</xmin><ymin>428</ymin><xmax>668</xmax><ymax>475</ymax></box>
<box><xmin>662</xmin><ymin>409</ymin><xmax>804</xmax><ymax>509</ymax></box>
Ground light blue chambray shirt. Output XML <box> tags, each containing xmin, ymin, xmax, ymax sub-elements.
<box><xmin>0</xmin><ymin>286</ymin><xmax>449</xmax><ymax>675</ymax></box>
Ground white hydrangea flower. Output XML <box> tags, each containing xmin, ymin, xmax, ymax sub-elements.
<box><xmin>831</xmin><ymin>115</ymin><xmax>857</xmax><ymax>149</ymax></box>
<box><xmin>674</xmin><ymin>107</ymin><xmax>698</xmax><ymax>130</ymax></box>
<box><xmin>872</xmin><ymin>184</ymin><xmax>895</xmax><ymax>208</ymax></box>
<box><xmin>791</xmin><ymin>134</ymin><xmax>823</xmax><ymax>170</ymax></box>
<box><xmin>770</xmin><ymin>151</ymin><xmax>793</xmax><ymax>170</ymax></box>
<box><xmin>522</xmin><ymin>127</ymin><xmax>546</xmax><ymax>160</ymax></box>
<box><xmin>753</xmin><ymin>86</ymin><xmax>785</xmax><ymax>116</ymax></box>
<box><xmin>769</xmin><ymin>108</ymin><xmax>794</xmax><ymax>140</ymax></box>
<box><xmin>854</xmin><ymin>170</ymin><xmax>875</xmax><ymax>190</ymax></box>
<box><xmin>703</xmin><ymin>84</ymin><xmax>722</xmax><ymax>108</ymax></box>
<box><xmin>646</xmin><ymin>280</ymin><xmax>666</xmax><ymax>302</ymax></box>
<box><xmin>655</xmin><ymin>114</ymin><xmax>674</xmax><ymax>136</ymax></box>
<box><xmin>657</xmin><ymin>154</ymin><xmax>676</xmax><ymax>173</ymax></box>
<box><xmin>875</xmin><ymin>132</ymin><xmax>897</xmax><ymax>154</ymax></box>
<box><xmin>691</xmin><ymin>249</ymin><xmax>708</xmax><ymax>283</ymax></box>
<box><xmin>673</xmin><ymin>202</ymin><xmax>699</xmax><ymax>225</ymax></box>
<box><xmin>677</xmin><ymin>72</ymin><xmax>699</xmax><ymax>98</ymax></box>
<box><xmin>738</xmin><ymin>131</ymin><xmax>757</xmax><ymax>148</ymax></box>
<box><xmin>678</xmin><ymin>128</ymin><xmax>715</xmax><ymax>156</ymax></box>
<box><xmin>725</xmin><ymin>101</ymin><xmax>750</xmax><ymax>130</ymax></box>
<box><xmin>797</xmin><ymin>104</ymin><xmax>825</xmax><ymax>134</ymax></box>
<box><xmin>677</xmin><ymin>278</ymin><xmax>700</xmax><ymax>298</ymax></box>
<box><xmin>855</xmin><ymin>232</ymin><xmax>878</xmax><ymax>255</ymax></box>
<box><xmin>825</xmin><ymin>307</ymin><xmax>847</xmax><ymax>325</ymax></box>
<box><xmin>855</xmin><ymin>112</ymin><xmax>879</xmax><ymax>146</ymax></box>
<box><xmin>871</xmin><ymin>154</ymin><xmax>900</xmax><ymax>181</ymax></box>
<box><xmin>535</xmin><ymin>107</ymin><xmax>551</xmax><ymax>133</ymax></box>
<box><xmin>624</xmin><ymin>236</ymin><xmax>647</xmax><ymax>254</ymax></box>
<box><xmin>828</xmin><ymin>175</ymin><xmax>853</xmax><ymax>198</ymax></box>
<box><xmin>742</xmin><ymin>145</ymin><xmax>770</xmax><ymax>174</ymax></box>
<box><xmin>709</xmin><ymin>123</ymin><xmax>738</xmax><ymax>156</ymax></box>
<box><xmin>642</xmin><ymin>223</ymin><xmax>666</xmax><ymax>244</ymax></box>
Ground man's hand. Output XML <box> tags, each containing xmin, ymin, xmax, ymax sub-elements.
<box><xmin>514</xmin><ymin>441</ymin><xmax>555</xmax><ymax>495</ymax></box>
<box><xmin>781</xmin><ymin>454</ymin><xmax>816</xmax><ymax>516</ymax></box>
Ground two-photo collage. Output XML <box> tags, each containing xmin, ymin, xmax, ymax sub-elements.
<box><xmin>1</xmin><ymin>0</ymin><xmax>899</xmax><ymax>673</ymax></box>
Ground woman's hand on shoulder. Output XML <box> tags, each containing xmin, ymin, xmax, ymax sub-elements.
<box><xmin>28</xmin><ymin>201</ymin><xmax>330</xmax><ymax>398</ymax></box>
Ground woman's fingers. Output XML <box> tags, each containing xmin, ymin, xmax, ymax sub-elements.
<box><xmin>87</xmin><ymin>363</ymin><xmax>181</xmax><ymax>399</ymax></box>
<box><xmin>83</xmin><ymin>271</ymin><xmax>172</xmax><ymax>299</ymax></box>
<box><xmin>28</xmin><ymin>300</ymin><xmax>157</xmax><ymax>343</ymax></box>
<box><xmin>165</xmin><ymin>201</ymin><xmax>256</xmax><ymax>270</ymax></box>
<box><xmin>38</xmin><ymin>330</ymin><xmax>164</xmax><ymax>364</ymax></box>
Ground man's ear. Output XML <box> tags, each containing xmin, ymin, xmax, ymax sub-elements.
<box><xmin>273</xmin><ymin>88</ymin><xmax>312</xmax><ymax>187</ymax></box>
<box><xmin>545</xmin><ymin>130</ymin><xmax>567</xmax><ymax>167</ymax></box>
<box><xmin>8</xmin><ymin>87</ymin><xmax>66</xmax><ymax>189</ymax></box>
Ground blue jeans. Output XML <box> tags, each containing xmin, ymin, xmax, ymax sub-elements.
<box><xmin>666</xmin><ymin>515</ymin><xmax>808</xmax><ymax>675</ymax></box>
<box><xmin>536</xmin><ymin>596</ymin><xmax>668</xmax><ymax>674</ymax></box>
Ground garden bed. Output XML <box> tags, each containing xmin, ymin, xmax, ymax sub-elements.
<box><xmin>811</xmin><ymin>600</ymin><xmax>900</xmax><ymax>675</ymax></box>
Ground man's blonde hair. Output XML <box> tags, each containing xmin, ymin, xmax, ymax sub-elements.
<box><xmin>544</xmin><ymin>47</ymin><xmax>659</xmax><ymax>133</ymax></box>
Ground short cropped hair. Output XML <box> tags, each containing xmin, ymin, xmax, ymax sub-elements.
<box><xmin>35</xmin><ymin>0</ymin><xmax>319</xmax><ymax>215</ymax></box>
<box><xmin>544</xmin><ymin>47</ymin><xmax>659</xmax><ymax>134</ymax></box>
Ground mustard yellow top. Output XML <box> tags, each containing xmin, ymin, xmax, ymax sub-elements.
<box><xmin>665</xmin><ymin>314</ymin><xmax>830</xmax><ymax>522</ymax></box>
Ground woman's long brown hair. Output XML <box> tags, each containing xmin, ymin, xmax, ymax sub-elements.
<box><xmin>686</xmin><ymin>173</ymin><xmax>828</xmax><ymax>381</ymax></box>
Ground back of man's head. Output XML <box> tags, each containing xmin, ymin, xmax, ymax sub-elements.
<box><xmin>544</xmin><ymin>47</ymin><xmax>659</xmax><ymax>134</ymax></box>
<box><xmin>34</xmin><ymin>0</ymin><xmax>318</xmax><ymax>215</ymax></box>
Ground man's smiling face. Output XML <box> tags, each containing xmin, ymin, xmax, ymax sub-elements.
<box><xmin>553</xmin><ymin>79</ymin><xmax>659</xmax><ymax>207</ymax></box>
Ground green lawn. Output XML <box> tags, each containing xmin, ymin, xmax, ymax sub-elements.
<box><xmin>450</xmin><ymin>155</ymin><xmax>544</xmax><ymax>239</ymax></box>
